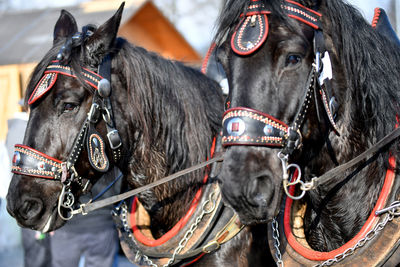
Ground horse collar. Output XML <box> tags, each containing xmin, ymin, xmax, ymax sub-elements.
<box><xmin>112</xmin><ymin>138</ymin><xmax>244</xmax><ymax>266</ymax></box>
<box><xmin>270</xmin><ymin>155</ymin><xmax>400</xmax><ymax>266</ymax></box>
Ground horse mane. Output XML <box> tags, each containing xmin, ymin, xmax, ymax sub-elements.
<box><xmin>25</xmin><ymin>24</ymin><xmax>223</xmax><ymax>197</ymax></box>
<box><xmin>115</xmin><ymin>39</ymin><xmax>223</xmax><ymax>178</ymax></box>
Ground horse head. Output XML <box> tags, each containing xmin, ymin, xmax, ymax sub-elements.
<box><xmin>7</xmin><ymin>4</ymin><xmax>126</xmax><ymax>232</ymax></box>
<box><xmin>215</xmin><ymin>0</ymin><xmax>400</xmax><ymax>231</ymax></box>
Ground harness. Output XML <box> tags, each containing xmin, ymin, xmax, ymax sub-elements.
<box><xmin>12</xmin><ymin>37</ymin><xmax>122</xmax><ymax>220</ymax></box>
<box><xmin>221</xmin><ymin>1</ymin><xmax>400</xmax><ymax>266</ymax></box>
<box><xmin>12</xmin><ymin>28</ymin><xmax>244</xmax><ymax>266</ymax></box>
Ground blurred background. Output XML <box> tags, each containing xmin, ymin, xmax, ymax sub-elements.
<box><xmin>0</xmin><ymin>0</ymin><xmax>398</xmax><ymax>266</ymax></box>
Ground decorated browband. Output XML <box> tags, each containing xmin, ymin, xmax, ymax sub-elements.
<box><xmin>13</xmin><ymin>60</ymin><xmax>115</xmax><ymax>180</ymax></box>
<box><xmin>231</xmin><ymin>0</ymin><xmax>322</xmax><ymax>55</ymax></box>
<box><xmin>28</xmin><ymin>60</ymin><xmax>103</xmax><ymax>105</ymax></box>
<box><xmin>222</xmin><ymin>107</ymin><xmax>289</xmax><ymax>147</ymax></box>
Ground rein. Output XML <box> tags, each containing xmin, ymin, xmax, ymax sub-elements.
<box><xmin>71</xmin><ymin>154</ymin><xmax>224</xmax><ymax>216</ymax></box>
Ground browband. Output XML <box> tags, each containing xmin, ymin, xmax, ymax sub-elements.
<box><xmin>28</xmin><ymin>61</ymin><xmax>104</xmax><ymax>105</ymax></box>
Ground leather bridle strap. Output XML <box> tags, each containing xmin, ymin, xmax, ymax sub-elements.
<box><xmin>72</xmin><ymin>153</ymin><xmax>225</xmax><ymax>215</ymax></box>
<box><xmin>301</xmin><ymin>126</ymin><xmax>400</xmax><ymax>191</ymax></box>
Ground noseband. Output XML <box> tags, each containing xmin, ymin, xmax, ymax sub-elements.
<box><xmin>12</xmin><ymin>45</ymin><xmax>122</xmax><ymax>220</ymax></box>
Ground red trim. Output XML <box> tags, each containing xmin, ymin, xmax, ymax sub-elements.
<box><xmin>283</xmin><ymin>155</ymin><xmax>396</xmax><ymax>261</ymax></box>
<box><xmin>223</xmin><ymin>107</ymin><xmax>289</xmax><ymax>128</ymax></box>
<box><xmin>201</xmin><ymin>43</ymin><xmax>216</xmax><ymax>74</ymax></box>
<box><xmin>371</xmin><ymin>8</ymin><xmax>381</xmax><ymax>29</ymax></box>
<box><xmin>131</xmin><ymin>138</ymin><xmax>217</xmax><ymax>247</ymax></box>
<box><xmin>231</xmin><ymin>14</ymin><xmax>269</xmax><ymax>56</ymax></box>
<box><xmin>285</xmin><ymin>0</ymin><xmax>322</xmax><ymax>17</ymax></box>
<box><xmin>181</xmin><ymin>253</ymin><xmax>206</xmax><ymax>267</ymax></box>
<box><xmin>28</xmin><ymin>73</ymin><xmax>58</xmax><ymax>104</ymax></box>
<box><xmin>287</xmin><ymin>14</ymin><xmax>319</xmax><ymax>29</ymax></box>
<box><xmin>50</xmin><ymin>60</ymin><xmax>103</xmax><ymax>80</ymax></box>
<box><xmin>11</xmin><ymin>170</ymin><xmax>57</xmax><ymax>180</ymax></box>
<box><xmin>15</xmin><ymin>144</ymin><xmax>63</xmax><ymax>163</ymax></box>
<box><xmin>239</xmin><ymin>11</ymin><xmax>271</xmax><ymax>18</ymax></box>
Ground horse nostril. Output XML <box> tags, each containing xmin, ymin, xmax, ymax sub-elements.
<box><xmin>247</xmin><ymin>174</ymin><xmax>273</xmax><ymax>207</ymax></box>
<box><xmin>18</xmin><ymin>197</ymin><xmax>43</xmax><ymax>221</ymax></box>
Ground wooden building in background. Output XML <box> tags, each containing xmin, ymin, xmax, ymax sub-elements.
<box><xmin>0</xmin><ymin>0</ymin><xmax>201</xmax><ymax>141</ymax></box>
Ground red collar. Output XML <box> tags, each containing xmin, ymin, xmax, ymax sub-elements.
<box><xmin>130</xmin><ymin>137</ymin><xmax>216</xmax><ymax>247</ymax></box>
<box><xmin>283</xmin><ymin>155</ymin><xmax>396</xmax><ymax>261</ymax></box>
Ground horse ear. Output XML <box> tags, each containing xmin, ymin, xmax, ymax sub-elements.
<box><xmin>53</xmin><ymin>10</ymin><xmax>78</xmax><ymax>45</ymax></box>
<box><xmin>85</xmin><ymin>2</ymin><xmax>125</xmax><ymax>61</ymax></box>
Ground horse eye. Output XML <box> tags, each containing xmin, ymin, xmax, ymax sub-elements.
<box><xmin>63</xmin><ymin>103</ymin><xmax>78</xmax><ymax>113</ymax></box>
<box><xmin>285</xmin><ymin>55</ymin><xmax>302</xmax><ymax>67</ymax></box>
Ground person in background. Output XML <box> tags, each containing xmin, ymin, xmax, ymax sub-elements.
<box><xmin>50</xmin><ymin>166</ymin><xmax>121</xmax><ymax>267</ymax></box>
<box><xmin>5</xmin><ymin>107</ymin><xmax>51</xmax><ymax>267</ymax></box>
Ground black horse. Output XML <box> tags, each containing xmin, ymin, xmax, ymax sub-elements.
<box><xmin>6</xmin><ymin>4</ymin><xmax>272</xmax><ymax>266</ymax></box>
<box><xmin>214</xmin><ymin>0</ymin><xmax>400</xmax><ymax>265</ymax></box>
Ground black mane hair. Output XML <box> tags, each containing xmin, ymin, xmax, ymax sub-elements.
<box><xmin>25</xmin><ymin>23</ymin><xmax>224</xmax><ymax>227</ymax></box>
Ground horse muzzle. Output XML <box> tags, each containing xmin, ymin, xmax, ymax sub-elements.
<box><xmin>218</xmin><ymin>145</ymin><xmax>283</xmax><ymax>224</ymax></box>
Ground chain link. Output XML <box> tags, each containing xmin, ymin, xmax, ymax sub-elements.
<box><xmin>119</xmin><ymin>192</ymin><xmax>217</xmax><ymax>267</ymax></box>
<box><xmin>272</xmin><ymin>217</ymin><xmax>284</xmax><ymax>267</ymax></box>
<box><xmin>271</xmin><ymin>201</ymin><xmax>400</xmax><ymax>267</ymax></box>
<box><xmin>314</xmin><ymin>202</ymin><xmax>398</xmax><ymax>267</ymax></box>
<box><xmin>163</xmin><ymin>192</ymin><xmax>216</xmax><ymax>267</ymax></box>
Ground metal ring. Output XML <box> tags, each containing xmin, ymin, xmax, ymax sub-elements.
<box><xmin>202</xmin><ymin>192</ymin><xmax>217</xmax><ymax>214</ymax></box>
<box><xmin>283</xmin><ymin>179</ymin><xmax>306</xmax><ymax>200</ymax></box>
<box><xmin>286</xmin><ymin>163</ymin><xmax>302</xmax><ymax>186</ymax></box>
<box><xmin>102</xmin><ymin>108</ymin><xmax>112</xmax><ymax>124</ymax></box>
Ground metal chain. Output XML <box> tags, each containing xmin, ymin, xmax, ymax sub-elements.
<box><xmin>272</xmin><ymin>217</ymin><xmax>284</xmax><ymax>267</ymax></box>
<box><xmin>117</xmin><ymin>192</ymin><xmax>217</xmax><ymax>267</ymax></box>
<box><xmin>314</xmin><ymin>201</ymin><xmax>400</xmax><ymax>267</ymax></box>
<box><xmin>163</xmin><ymin>192</ymin><xmax>217</xmax><ymax>267</ymax></box>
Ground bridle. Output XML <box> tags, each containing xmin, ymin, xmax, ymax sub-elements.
<box><xmin>11</xmin><ymin>32</ymin><xmax>122</xmax><ymax>220</ymax></box>
<box><xmin>221</xmin><ymin>0</ymin><xmax>339</xmax><ymax>199</ymax></box>
<box><xmin>219</xmin><ymin>1</ymin><xmax>400</xmax><ymax>265</ymax></box>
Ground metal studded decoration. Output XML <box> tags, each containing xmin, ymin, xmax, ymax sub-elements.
<box><xmin>231</xmin><ymin>0</ymin><xmax>322</xmax><ymax>56</ymax></box>
<box><xmin>28</xmin><ymin>60</ymin><xmax>103</xmax><ymax>105</ymax></box>
<box><xmin>87</xmin><ymin>132</ymin><xmax>110</xmax><ymax>172</ymax></box>
<box><xmin>12</xmin><ymin>145</ymin><xmax>63</xmax><ymax>179</ymax></box>
<box><xmin>231</xmin><ymin>0</ymin><xmax>270</xmax><ymax>55</ymax></box>
<box><xmin>222</xmin><ymin>107</ymin><xmax>289</xmax><ymax>147</ymax></box>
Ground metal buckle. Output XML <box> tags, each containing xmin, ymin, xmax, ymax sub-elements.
<box><xmin>107</xmin><ymin>130</ymin><xmax>122</xmax><ymax>150</ymax></box>
<box><xmin>88</xmin><ymin>103</ymin><xmax>100</xmax><ymax>123</ymax></box>
<box><xmin>202</xmin><ymin>240</ymin><xmax>220</xmax><ymax>253</ymax></box>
